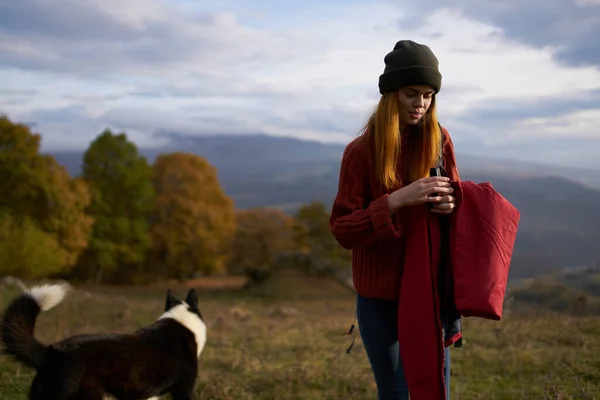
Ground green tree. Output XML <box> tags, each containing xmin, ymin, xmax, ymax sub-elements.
<box><xmin>78</xmin><ymin>129</ymin><xmax>154</xmax><ymax>283</ymax></box>
<box><xmin>0</xmin><ymin>116</ymin><xmax>94</xmax><ymax>277</ymax></box>
<box><xmin>295</xmin><ymin>201</ymin><xmax>350</xmax><ymax>258</ymax></box>
<box><xmin>149</xmin><ymin>152</ymin><xmax>235</xmax><ymax>280</ymax></box>
<box><xmin>0</xmin><ymin>116</ymin><xmax>43</xmax><ymax>217</ymax></box>
<box><xmin>294</xmin><ymin>201</ymin><xmax>351</xmax><ymax>272</ymax></box>
<box><xmin>0</xmin><ymin>214</ymin><xmax>66</xmax><ymax>278</ymax></box>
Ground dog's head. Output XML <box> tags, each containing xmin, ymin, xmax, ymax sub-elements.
<box><xmin>165</xmin><ymin>288</ymin><xmax>204</xmax><ymax>320</ymax></box>
<box><xmin>162</xmin><ymin>288</ymin><xmax>207</xmax><ymax>357</ymax></box>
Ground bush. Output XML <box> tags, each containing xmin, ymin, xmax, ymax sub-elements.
<box><xmin>510</xmin><ymin>279</ymin><xmax>598</xmax><ymax>315</ymax></box>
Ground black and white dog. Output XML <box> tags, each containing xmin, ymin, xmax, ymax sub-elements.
<box><xmin>0</xmin><ymin>283</ymin><xmax>207</xmax><ymax>400</ymax></box>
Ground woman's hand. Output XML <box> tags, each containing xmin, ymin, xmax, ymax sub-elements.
<box><xmin>430</xmin><ymin>194</ymin><xmax>456</xmax><ymax>215</ymax></box>
<box><xmin>388</xmin><ymin>176</ymin><xmax>453</xmax><ymax>213</ymax></box>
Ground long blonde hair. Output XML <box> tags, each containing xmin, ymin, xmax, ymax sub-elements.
<box><xmin>361</xmin><ymin>91</ymin><xmax>441</xmax><ymax>189</ymax></box>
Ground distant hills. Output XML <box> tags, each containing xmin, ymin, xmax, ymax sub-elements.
<box><xmin>49</xmin><ymin>133</ymin><xmax>600</xmax><ymax>281</ymax></box>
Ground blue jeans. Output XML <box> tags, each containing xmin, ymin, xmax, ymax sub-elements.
<box><xmin>356</xmin><ymin>294</ymin><xmax>450</xmax><ymax>400</ymax></box>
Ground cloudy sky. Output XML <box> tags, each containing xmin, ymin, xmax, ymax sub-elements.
<box><xmin>1</xmin><ymin>0</ymin><xmax>599</xmax><ymax>168</ymax></box>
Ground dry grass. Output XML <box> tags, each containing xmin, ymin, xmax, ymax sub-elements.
<box><xmin>1</xmin><ymin>278</ymin><xmax>600</xmax><ymax>399</ymax></box>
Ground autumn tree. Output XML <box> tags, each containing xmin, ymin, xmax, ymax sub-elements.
<box><xmin>0</xmin><ymin>115</ymin><xmax>94</xmax><ymax>278</ymax></box>
<box><xmin>227</xmin><ymin>208</ymin><xmax>301</xmax><ymax>279</ymax></box>
<box><xmin>35</xmin><ymin>155</ymin><xmax>95</xmax><ymax>268</ymax></box>
<box><xmin>294</xmin><ymin>201</ymin><xmax>351</xmax><ymax>272</ymax></box>
<box><xmin>78</xmin><ymin>129</ymin><xmax>154</xmax><ymax>283</ymax></box>
<box><xmin>149</xmin><ymin>152</ymin><xmax>235</xmax><ymax>280</ymax></box>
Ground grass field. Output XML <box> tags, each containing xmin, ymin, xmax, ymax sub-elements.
<box><xmin>1</xmin><ymin>273</ymin><xmax>600</xmax><ymax>400</ymax></box>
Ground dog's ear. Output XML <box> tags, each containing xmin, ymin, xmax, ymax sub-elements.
<box><xmin>185</xmin><ymin>288</ymin><xmax>198</xmax><ymax>309</ymax></box>
<box><xmin>165</xmin><ymin>288</ymin><xmax>179</xmax><ymax>310</ymax></box>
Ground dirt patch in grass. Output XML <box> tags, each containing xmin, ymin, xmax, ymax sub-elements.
<box><xmin>245</xmin><ymin>267</ymin><xmax>354</xmax><ymax>300</ymax></box>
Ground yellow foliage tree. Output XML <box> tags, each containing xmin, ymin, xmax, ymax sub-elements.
<box><xmin>150</xmin><ymin>152</ymin><xmax>235</xmax><ymax>279</ymax></box>
<box><xmin>36</xmin><ymin>155</ymin><xmax>94</xmax><ymax>267</ymax></box>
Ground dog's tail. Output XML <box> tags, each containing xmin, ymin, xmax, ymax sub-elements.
<box><xmin>0</xmin><ymin>283</ymin><xmax>69</xmax><ymax>369</ymax></box>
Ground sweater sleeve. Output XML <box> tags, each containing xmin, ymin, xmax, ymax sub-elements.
<box><xmin>441</xmin><ymin>126</ymin><xmax>460</xmax><ymax>181</ymax></box>
<box><xmin>329</xmin><ymin>139</ymin><xmax>402</xmax><ymax>249</ymax></box>
<box><xmin>441</xmin><ymin>126</ymin><xmax>463</xmax><ymax>225</ymax></box>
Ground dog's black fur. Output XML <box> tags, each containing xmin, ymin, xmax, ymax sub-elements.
<box><xmin>0</xmin><ymin>285</ymin><xmax>206</xmax><ymax>400</ymax></box>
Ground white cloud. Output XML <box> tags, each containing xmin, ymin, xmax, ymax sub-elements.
<box><xmin>409</xmin><ymin>9</ymin><xmax>600</xmax><ymax>114</ymax></box>
<box><xmin>517</xmin><ymin>108</ymin><xmax>600</xmax><ymax>139</ymax></box>
<box><xmin>0</xmin><ymin>0</ymin><xmax>599</xmax><ymax>167</ymax></box>
<box><xmin>575</xmin><ymin>0</ymin><xmax>600</xmax><ymax>6</ymax></box>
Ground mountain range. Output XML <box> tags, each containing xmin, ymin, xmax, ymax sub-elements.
<box><xmin>49</xmin><ymin>133</ymin><xmax>600</xmax><ymax>281</ymax></box>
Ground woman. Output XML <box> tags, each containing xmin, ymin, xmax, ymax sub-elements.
<box><xmin>329</xmin><ymin>40</ymin><xmax>461</xmax><ymax>400</ymax></box>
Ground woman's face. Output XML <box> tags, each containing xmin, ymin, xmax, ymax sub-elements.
<box><xmin>397</xmin><ymin>85</ymin><xmax>435</xmax><ymax>126</ymax></box>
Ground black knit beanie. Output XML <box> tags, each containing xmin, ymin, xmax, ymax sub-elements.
<box><xmin>378</xmin><ymin>40</ymin><xmax>442</xmax><ymax>95</ymax></box>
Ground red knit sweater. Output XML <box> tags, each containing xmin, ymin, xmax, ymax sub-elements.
<box><xmin>329</xmin><ymin>126</ymin><xmax>461</xmax><ymax>300</ymax></box>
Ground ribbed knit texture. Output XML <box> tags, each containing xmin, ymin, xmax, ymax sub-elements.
<box><xmin>330</xmin><ymin>127</ymin><xmax>460</xmax><ymax>300</ymax></box>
